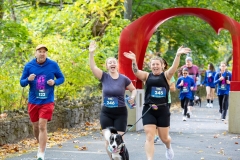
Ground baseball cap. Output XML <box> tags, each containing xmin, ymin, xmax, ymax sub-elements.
<box><xmin>36</xmin><ymin>44</ymin><xmax>48</xmax><ymax>51</ymax></box>
<box><xmin>185</xmin><ymin>57</ymin><xmax>192</xmax><ymax>62</ymax></box>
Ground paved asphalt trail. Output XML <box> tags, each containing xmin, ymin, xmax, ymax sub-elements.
<box><xmin>6</xmin><ymin>99</ymin><xmax>240</xmax><ymax>160</ymax></box>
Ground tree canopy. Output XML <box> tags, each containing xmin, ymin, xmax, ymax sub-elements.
<box><xmin>0</xmin><ymin>0</ymin><xmax>239</xmax><ymax>111</ymax></box>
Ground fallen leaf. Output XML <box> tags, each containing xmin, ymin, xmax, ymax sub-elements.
<box><xmin>73</xmin><ymin>140</ymin><xmax>80</xmax><ymax>143</ymax></box>
<box><xmin>214</xmin><ymin>134</ymin><xmax>219</xmax><ymax>138</ymax></box>
<box><xmin>197</xmin><ymin>150</ymin><xmax>204</xmax><ymax>154</ymax></box>
<box><xmin>57</xmin><ymin>144</ymin><xmax>63</xmax><ymax>148</ymax></box>
<box><xmin>74</xmin><ymin>145</ymin><xmax>79</xmax><ymax>148</ymax></box>
<box><xmin>218</xmin><ymin>148</ymin><xmax>224</xmax><ymax>155</ymax></box>
<box><xmin>222</xmin><ymin>131</ymin><xmax>227</xmax><ymax>136</ymax></box>
<box><xmin>78</xmin><ymin>146</ymin><xmax>87</xmax><ymax>151</ymax></box>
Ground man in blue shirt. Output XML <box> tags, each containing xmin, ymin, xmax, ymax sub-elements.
<box><xmin>20</xmin><ymin>44</ymin><xmax>65</xmax><ymax>160</ymax></box>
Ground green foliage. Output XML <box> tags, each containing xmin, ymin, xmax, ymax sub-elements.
<box><xmin>1</xmin><ymin>0</ymin><xmax>129</xmax><ymax>109</ymax></box>
<box><xmin>0</xmin><ymin>60</ymin><xmax>27</xmax><ymax>112</ymax></box>
<box><xmin>0</xmin><ymin>0</ymin><xmax>239</xmax><ymax>111</ymax></box>
<box><xmin>0</xmin><ymin>20</ymin><xmax>30</xmax><ymax>112</ymax></box>
<box><xmin>132</xmin><ymin>0</ymin><xmax>237</xmax><ymax>70</ymax></box>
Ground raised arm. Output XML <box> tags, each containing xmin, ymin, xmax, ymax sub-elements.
<box><xmin>89</xmin><ymin>41</ymin><xmax>103</xmax><ymax>80</ymax></box>
<box><xmin>165</xmin><ymin>46</ymin><xmax>191</xmax><ymax>81</ymax></box>
<box><xmin>123</xmin><ymin>51</ymin><xmax>149</xmax><ymax>82</ymax></box>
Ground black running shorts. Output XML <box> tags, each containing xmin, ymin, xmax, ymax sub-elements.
<box><xmin>142</xmin><ymin>104</ymin><xmax>170</xmax><ymax>127</ymax></box>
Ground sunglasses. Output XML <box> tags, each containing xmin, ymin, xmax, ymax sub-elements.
<box><xmin>183</xmin><ymin>72</ymin><xmax>188</xmax><ymax>75</ymax></box>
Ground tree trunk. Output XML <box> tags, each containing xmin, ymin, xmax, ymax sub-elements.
<box><xmin>155</xmin><ymin>30</ymin><xmax>161</xmax><ymax>52</ymax></box>
<box><xmin>59</xmin><ymin>0</ymin><xmax>63</xmax><ymax>10</ymax></box>
<box><xmin>225</xmin><ymin>54</ymin><xmax>232</xmax><ymax>66</ymax></box>
<box><xmin>0</xmin><ymin>0</ymin><xmax>4</xmax><ymax>19</ymax></box>
<box><xmin>9</xmin><ymin>0</ymin><xmax>16</xmax><ymax>21</ymax></box>
<box><xmin>124</xmin><ymin>0</ymin><xmax>132</xmax><ymax>20</ymax></box>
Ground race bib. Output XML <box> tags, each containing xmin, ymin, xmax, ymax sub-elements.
<box><xmin>220</xmin><ymin>84</ymin><xmax>226</xmax><ymax>90</ymax></box>
<box><xmin>35</xmin><ymin>75</ymin><xmax>49</xmax><ymax>99</ymax></box>
<box><xmin>208</xmin><ymin>73</ymin><xmax>212</xmax><ymax>82</ymax></box>
<box><xmin>35</xmin><ymin>90</ymin><xmax>49</xmax><ymax>99</ymax></box>
<box><xmin>104</xmin><ymin>97</ymin><xmax>118</xmax><ymax>108</ymax></box>
<box><xmin>182</xmin><ymin>86</ymin><xmax>189</xmax><ymax>93</ymax></box>
<box><xmin>151</xmin><ymin>87</ymin><xmax>166</xmax><ymax>98</ymax></box>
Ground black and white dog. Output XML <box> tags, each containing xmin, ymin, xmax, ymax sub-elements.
<box><xmin>104</xmin><ymin>127</ymin><xmax>129</xmax><ymax>160</ymax></box>
<box><xmin>194</xmin><ymin>95</ymin><xmax>201</xmax><ymax>107</ymax></box>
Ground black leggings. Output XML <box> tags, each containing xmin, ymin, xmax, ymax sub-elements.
<box><xmin>218</xmin><ymin>94</ymin><xmax>229</xmax><ymax>119</ymax></box>
<box><xmin>181</xmin><ymin>97</ymin><xmax>190</xmax><ymax>116</ymax></box>
<box><xmin>100</xmin><ymin>106</ymin><xmax>128</xmax><ymax>132</ymax></box>
<box><xmin>189</xmin><ymin>91</ymin><xmax>195</xmax><ymax>106</ymax></box>
<box><xmin>168</xmin><ymin>103</ymin><xmax>171</xmax><ymax>109</ymax></box>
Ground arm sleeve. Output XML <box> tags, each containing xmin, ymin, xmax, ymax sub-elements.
<box><xmin>176</xmin><ymin>78</ymin><xmax>182</xmax><ymax>89</ymax></box>
<box><xmin>192</xmin><ymin>79</ymin><xmax>196</xmax><ymax>87</ymax></box>
<box><xmin>214</xmin><ymin>72</ymin><xmax>220</xmax><ymax>85</ymax></box>
<box><xmin>20</xmin><ymin>65</ymin><xmax>29</xmax><ymax>87</ymax></box>
<box><xmin>54</xmin><ymin>63</ymin><xmax>65</xmax><ymax>86</ymax></box>
<box><xmin>202</xmin><ymin>72</ymin><xmax>207</xmax><ymax>85</ymax></box>
<box><xmin>229</xmin><ymin>72</ymin><xmax>232</xmax><ymax>81</ymax></box>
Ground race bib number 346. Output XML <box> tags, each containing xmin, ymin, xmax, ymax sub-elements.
<box><xmin>151</xmin><ymin>87</ymin><xmax>166</xmax><ymax>98</ymax></box>
<box><xmin>104</xmin><ymin>97</ymin><xmax>118</xmax><ymax>108</ymax></box>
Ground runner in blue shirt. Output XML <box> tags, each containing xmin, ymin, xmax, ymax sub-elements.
<box><xmin>176</xmin><ymin>68</ymin><xmax>195</xmax><ymax>121</ymax></box>
<box><xmin>201</xmin><ymin>63</ymin><xmax>216</xmax><ymax>108</ymax></box>
<box><xmin>214</xmin><ymin>61</ymin><xmax>231</xmax><ymax>121</ymax></box>
<box><xmin>20</xmin><ymin>44</ymin><xmax>65</xmax><ymax>160</ymax></box>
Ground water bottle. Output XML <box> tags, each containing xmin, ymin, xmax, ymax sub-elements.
<box><xmin>125</xmin><ymin>95</ymin><xmax>136</xmax><ymax>109</ymax></box>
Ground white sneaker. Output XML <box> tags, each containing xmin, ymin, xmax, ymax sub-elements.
<box><xmin>209</xmin><ymin>103</ymin><xmax>213</xmax><ymax>108</ymax></box>
<box><xmin>182</xmin><ymin>116</ymin><xmax>187</xmax><ymax>121</ymax></box>
<box><xmin>165</xmin><ymin>145</ymin><xmax>174</xmax><ymax>160</ymax></box>
<box><xmin>37</xmin><ymin>148</ymin><xmax>45</xmax><ymax>160</ymax></box>
<box><xmin>206</xmin><ymin>103</ymin><xmax>210</xmax><ymax>108</ymax></box>
<box><xmin>37</xmin><ymin>152</ymin><xmax>45</xmax><ymax>160</ymax></box>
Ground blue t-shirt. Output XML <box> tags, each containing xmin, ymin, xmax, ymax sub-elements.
<box><xmin>214</xmin><ymin>71</ymin><xmax>231</xmax><ymax>95</ymax></box>
<box><xmin>20</xmin><ymin>58</ymin><xmax>65</xmax><ymax>104</ymax></box>
<box><xmin>202</xmin><ymin>70</ymin><xmax>216</xmax><ymax>88</ymax></box>
<box><xmin>101</xmin><ymin>72</ymin><xmax>131</xmax><ymax>107</ymax></box>
<box><xmin>176</xmin><ymin>76</ymin><xmax>195</xmax><ymax>100</ymax></box>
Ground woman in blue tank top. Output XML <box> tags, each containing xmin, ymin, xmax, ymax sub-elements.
<box><xmin>124</xmin><ymin>46</ymin><xmax>191</xmax><ymax>160</ymax></box>
<box><xmin>89</xmin><ymin>41</ymin><xmax>137</xmax><ymax>159</ymax></box>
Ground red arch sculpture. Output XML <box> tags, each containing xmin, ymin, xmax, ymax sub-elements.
<box><xmin>118</xmin><ymin>8</ymin><xmax>240</xmax><ymax>90</ymax></box>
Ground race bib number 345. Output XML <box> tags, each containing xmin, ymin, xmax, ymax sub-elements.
<box><xmin>151</xmin><ymin>87</ymin><xmax>166</xmax><ymax>98</ymax></box>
